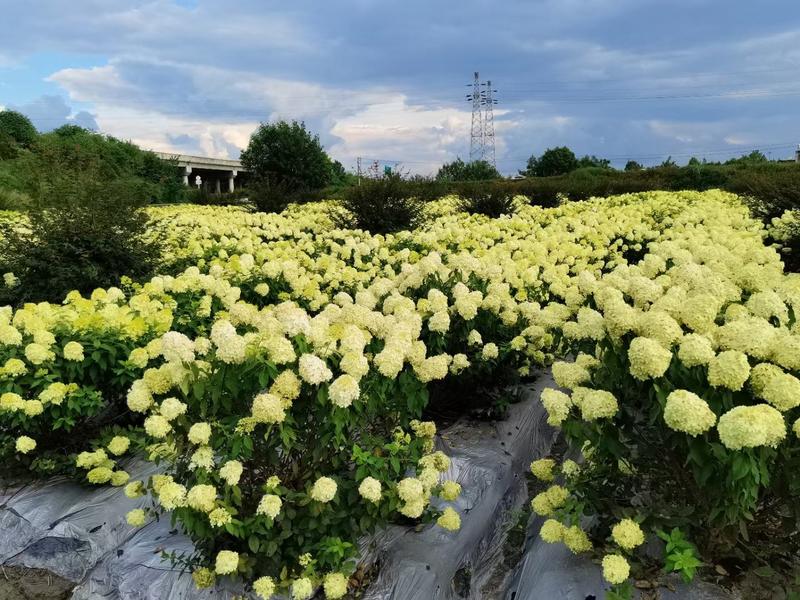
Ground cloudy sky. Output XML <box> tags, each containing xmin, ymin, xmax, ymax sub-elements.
<box><xmin>1</xmin><ymin>0</ymin><xmax>799</xmax><ymax>174</ymax></box>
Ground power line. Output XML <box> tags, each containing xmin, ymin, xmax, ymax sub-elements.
<box><xmin>445</xmin><ymin>64</ymin><xmax>800</xmax><ymax>90</ymax></box>
<box><xmin>499</xmin><ymin>80</ymin><xmax>800</xmax><ymax>95</ymax></box>
<box><xmin>24</xmin><ymin>77</ymin><xmax>800</xmax><ymax>126</ymax></box>
<box><xmin>499</xmin><ymin>88</ymin><xmax>800</xmax><ymax>104</ymax></box>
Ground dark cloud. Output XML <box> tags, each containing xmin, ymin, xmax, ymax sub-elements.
<box><xmin>166</xmin><ymin>133</ymin><xmax>199</xmax><ymax>151</ymax></box>
<box><xmin>9</xmin><ymin>94</ymin><xmax>99</xmax><ymax>132</ymax></box>
<box><xmin>72</xmin><ymin>110</ymin><xmax>99</xmax><ymax>130</ymax></box>
<box><xmin>3</xmin><ymin>1</ymin><xmax>800</xmax><ymax>171</ymax></box>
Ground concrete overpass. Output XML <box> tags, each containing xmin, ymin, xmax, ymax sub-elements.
<box><xmin>153</xmin><ymin>152</ymin><xmax>249</xmax><ymax>193</ymax></box>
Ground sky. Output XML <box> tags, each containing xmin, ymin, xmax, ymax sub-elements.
<box><xmin>1</xmin><ymin>0</ymin><xmax>799</xmax><ymax>175</ymax></box>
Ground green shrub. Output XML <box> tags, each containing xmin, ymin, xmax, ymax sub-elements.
<box><xmin>249</xmin><ymin>178</ymin><xmax>307</xmax><ymax>214</ymax></box>
<box><xmin>455</xmin><ymin>182</ymin><xmax>517</xmax><ymax>218</ymax></box>
<box><xmin>332</xmin><ymin>173</ymin><xmax>431</xmax><ymax>233</ymax></box>
<box><xmin>0</xmin><ymin>131</ymin><xmax>19</xmax><ymax>160</ymax></box>
<box><xmin>0</xmin><ymin>147</ymin><xmax>162</xmax><ymax>305</ymax></box>
<box><xmin>0</xmin><ymin>188</ymin><xmax>31</xmax><ymax>211</ymax></box>
<box><xmin>728</xmin><ymin>165</ymin><xmax>800</xmax><ymax>220</ymax></box>
<box><xmin>508</xmin><ymin>163</ymin><xmax>800</xmax><ymax>208</ymax></box>
<box><xmin>0</xmin><ymin>126</ymin><xmax>182</xmax><ymax>203</ymax></box>
<box><xmin>156</xmin><ymin>176</ymin><xmax>189</xmax><ymax>204</ymax></box>
<box><xmin>181</xmin><ymin>186</ymin><xmax>252</xmax><ymax>206</ymax></box>
<box><xmin>625</xmin><ymin>160</ymin><xmax>643</xmax><ymax>171</ymax></box>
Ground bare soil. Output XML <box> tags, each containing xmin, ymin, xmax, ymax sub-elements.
<box><xmin>0</xmin><ymin>566</ymin><xmax>73</xmax><ymax>600</ymax></box>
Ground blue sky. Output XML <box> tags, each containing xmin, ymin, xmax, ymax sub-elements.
<box><xmin>1</xmin><ymin>0</ymin><xmax>799</xmax><ymax>174</ymax></box>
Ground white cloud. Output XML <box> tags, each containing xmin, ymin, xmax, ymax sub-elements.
<box><xmin>49</xmin><ymin>65</ymin><xmax>136</xmax><ymax>104</ymax></box>
<box><xmin>723</xmin><ymin>135</ymin><xmax>752</xmax><ymax>145</ymax></box>
<box><xmin>329</xmin><ymin>99</ymin><xmax>476</xmax><ymax>174</ymax></box>
<box><xmin>49</xmin><ymin>59</ymin><xmax>497</xmax><ymax>169</ymax></box>
<box><xmin>95</xmin><ymin>106</ymin><xmax>256</xmax><ymax>158</ymax></box>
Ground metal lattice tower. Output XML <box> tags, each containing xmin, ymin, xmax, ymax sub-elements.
<box><xmin>466</xmin><ymin>71</ymin><xmax>484</xmax><ymax>162</ymax></box>
<box><xmin>482</xmin><ymin>79</ymin><xmax>497</xmax><ymax>167</ymax></box>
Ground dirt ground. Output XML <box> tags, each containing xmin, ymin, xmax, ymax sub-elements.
<box><xmin>0</xmin><ymin>566</ymin><xmax>73</xmax><ymax>600</ymax></box>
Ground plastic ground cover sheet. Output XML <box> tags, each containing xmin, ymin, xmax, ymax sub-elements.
<box><xmin>0</xmin><ymin>461</ymin><xmax>248</xmax><ymax>599</ymax></box>
<box><xmin>360</xmin><ymin>374</ymin><xmax>559</xmax><ymax>600</ymax></box>
<box><xmin>0</xmin><ymin>374</ymin><xmax>558</xmax><ymax>600</ymax></box>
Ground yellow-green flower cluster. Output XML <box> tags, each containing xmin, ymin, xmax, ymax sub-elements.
<box><xmin>531</xmin><ymin>485</ymin><xmax>569</xmax><ymax>517</ymax></box>
<box><xmin>578</xmin><ymin>389</ymin><xmax>618</xmax><ymax>421</ymax></box>
<box><xmin>310</xmin><ymin>476</ymin><xmax>337</xmax><ymax>503</ymax></box>
<box><xmin>214</xmin><ymin>550</ymin><xmax>239</xmax><ymax>575</ymax></box>
<box><xmin>663</xmin><ymin>390</ymin><xmax>717</xmax><ymax>436</ymax></box>
<box><xmin>627</xmin><ymin>337</ymin><xmax>672</xmax><ymax>381</ymax></box>
<box><xmin>602</xmin><ymin>553</ymin><xmax>630</xmax><ymax>585</ymax></box>
<box><xmin>530</xmin><ymin>458</ymin><xmax>556</xmax><ymax>482</ymax></box>
<box><xmin>750</xmin><ymin>364</ymin><xmax>800</xmax><ymax>412</ymax></box>
<box><xmin>539</xmin><ymin>519</ymin><xmax>565</xmax><ymax>543</ymax></box>
<box><xmin>562</xmin><ymin>525</ymin><xmax>592</xmax><ymax>554</ymax></box>
<box><xmin>437</xmin><ymin>507</ymin><xmax>461</xmax><ymax>531</ymax></box>
<box><xmin>610</xmin><ymin>518</ymin><xmax>645</xmax><ymax>550</ymax></box>
<box><xmin>540</xmin><ymin>388</ymin><xmax>571</xmax><ymax>426</ymax></box>
<box><xmin>717</xmin><ymin>404</ymin><xmax>786</xmax><ymax>450</ymax></box>
<box><xmin>707</xmin><ymin>351</ymin><xmax>751</xmax><ymax>391</ymax></box>
<box><xmin>358</xmin><ymin>477</ymin><xmax>382</xmax><ymax>503</ymax></box>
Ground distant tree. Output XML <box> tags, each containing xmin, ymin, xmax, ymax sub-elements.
<box><xmin>537</xmin><ymin>146</ymin><xmax>578</xmax><ymax>176</ymax></box>
<box><xmin>687</xmin><ymin>156</ymin><xmax>702</xmax><ymax>166</ymax></box>
<box><xmin>329</xmin><ymin>160</ymin><xmax>360</xmax><ymax>188</ymax></box>
<box><xmin>577</xmin><ymin>154</ymin><xmax>612</xmax><ymax>169</ymax></box>
<box><xmin>725</xmin><ymin>150</ymin><xmax>769</xmax><ymax>165</ymax></box>
<box><xmin>51</xmin><ymin>124</ymin><xmax>90</xmax><ymax>138</ymax></box>
<box><xmin>436</xmin><ymin>158</ymin><xmax>501</xmax><ymax>182</ymax></box>
<box><xmin>624</xmin><ymin>160</ymin><xmax>643</xmax><ymax>171</ymax></box>
<box><xmin>0</xmin><ymin>110</ymin><xmax>38</xmax><ymax>148</ymax></box>
<box><xmin>329</xmin><ymin>160</ymin><xmax>349</xmax><ymax>186</ymax></box>
<box><xmin>518</xmin><ymin>155</ymin><xmax>540</xmax><ymax>178</ymax></box>
<box><xmin>241</xmin><ymin>121</ymin><xmax>332</xmax><ymax>212</ymax></box>
<box><xmin>520</xmin><ymin>146</ymin><xmax>579</xmax><ymax>177</ymax></box>
<box><xmin>660</xmin><ymin>156</ymin><xmax>677</xmax><ymax>168</ymax></box>
<box><xmin>746</xmin><ymin>150</ymin><xmax>768</xmax><ymax>163</ymax></box>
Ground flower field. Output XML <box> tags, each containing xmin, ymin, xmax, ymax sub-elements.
<box><xmin>1</xmin><ymin>189</ymin><xmax>799</xmax><ymax>598</ymax></box>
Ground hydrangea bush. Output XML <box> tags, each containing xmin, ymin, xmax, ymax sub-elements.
<box><xmin>532</xmin><ymin>197</ymin><xmax>800</xmax><ymax>596</ymax></box>
<box><xmin>3</xmin><ymin>189</ymin><xmax>794</xmax><ymax>597</ymax></box>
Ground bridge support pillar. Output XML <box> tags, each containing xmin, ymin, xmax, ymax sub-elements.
<box><xmin>183</xmin><ymin>166</ymin><xmax>192</xmax><ymax>186</ymax></box>
<box><xmin>215</xmin><ymin>178</ymin><xmax>221</xmax><ymax>194</ymax></box>
<box><xmin>229</xmin><ymin>170</ymin><xmax>237</xmax><ymax>193</ymax></box>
